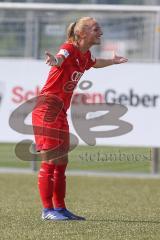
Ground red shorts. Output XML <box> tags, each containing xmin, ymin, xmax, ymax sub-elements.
<box><xmin>32</xmin><ymin>104</ymin><xmax>69</xmax><ymax>156</ymax></box>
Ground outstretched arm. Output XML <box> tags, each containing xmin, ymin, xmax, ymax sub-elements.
<box><xmin>93</xmin><ymin>54</ymin><xmax>128</xmax><ymax>68</ymax></box>
<box><xmin>45</xmin><ymin>51</ymin><xmax>64</xmax><ymax>67</ymax></box>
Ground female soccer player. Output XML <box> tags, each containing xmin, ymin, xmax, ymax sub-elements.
<box><xmin>32</xmin><ymin>17</ymin><xmax>128</xmax><ymax>221</ymax></box>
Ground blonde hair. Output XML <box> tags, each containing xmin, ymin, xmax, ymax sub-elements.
<box><xmin>67</xmin><ymin>17</ymin><xmax>96</xmax><ymax>43</ymax></box>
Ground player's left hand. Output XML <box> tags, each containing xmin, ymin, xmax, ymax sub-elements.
<box><xmin>113</xmin><ymin>54</ymin><xmax>128</xmax><ymax>64</ymax></box>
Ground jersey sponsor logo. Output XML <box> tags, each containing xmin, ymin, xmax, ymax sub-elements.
<box><xmin>57</xmin><ymin>49</ymin><xmax>69</xmax><ymax>58</ymax></box>
<box><xmin>71</xmin><ymin>71</ymin><xmax>83</xmax><ymax>82</ymax></box>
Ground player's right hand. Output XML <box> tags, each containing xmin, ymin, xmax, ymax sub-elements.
<box><xmin>45</xmin><ymin>51</ymin><xmax>58</xmax><ymax>66</ymax></box>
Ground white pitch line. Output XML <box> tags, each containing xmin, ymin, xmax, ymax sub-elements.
<box><xmin>0</xmin><ymin>167</ymin><xmax>160</xmax><ymax>179</ymax></box>
<box><xmin>67</xmin><ymin>170</ymin><xmax>160</xmax><ymax>179</ymax></box>
<box><xmin>0</xmin><ymin>167</ymin><xmax>34</xmax><ymax>174</ymax></box>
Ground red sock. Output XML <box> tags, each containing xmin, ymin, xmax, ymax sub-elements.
<box><xmin>53</xmin><ymin>163</ymin><xmax>67</xmax><ymax>209</ymax></box>
<box><xmin>38</xmin><ymin>161</ymin><xmax>55</xmax><ymax>209</ymax></box>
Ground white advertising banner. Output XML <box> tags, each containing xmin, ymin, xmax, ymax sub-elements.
<box><xmin>0</xmin><ymin>59</ymin><xmax>160</xmax><ymax>147</ymax></box>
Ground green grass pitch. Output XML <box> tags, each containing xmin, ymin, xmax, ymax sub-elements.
<box><xmin>0</xmin><ymin>174</ymin><xmax>160</xmax><ymax>240</ymax></box>
<box><xmin>0</xmin><ymin>143</ymin><xmax>152</xmax><ymax>173</ymax></box>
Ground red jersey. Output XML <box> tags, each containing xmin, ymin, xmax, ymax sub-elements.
<box><xmin>40</xmin><ymin>42</ymin><xmax>96</xmax><ymax>111</ymax></box>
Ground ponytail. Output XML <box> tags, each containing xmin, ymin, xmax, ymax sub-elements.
<box><xmin>66</xmin><ymin>17</ymin><xmax>96</xmax><ymax>43</ymax></box>
<box><xmin>67</xmin><ymin>22</ymin><xmax>77</xmax><ymax>42</ymax></box>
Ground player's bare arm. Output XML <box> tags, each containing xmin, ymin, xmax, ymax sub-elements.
<box><xmin>45</xmin><ymin>51</ymin><xmax>65</xmax><ymax>67</ymax></box>
<box><xmin>93</xmin><ymin>55</ymin><xmax>128</xmax><ymax>68</ymax></box>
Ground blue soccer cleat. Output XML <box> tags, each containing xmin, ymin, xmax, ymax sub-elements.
<box><xmin>54</xmin><ymin>208</ymin><xmax>86</xmax><ymax>220</ymax></box>
<box><xmin>42</xmin><ymin>208</ymin><xmax>69</xmax><ymax>221</ymax></box>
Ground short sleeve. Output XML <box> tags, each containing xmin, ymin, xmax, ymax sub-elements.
<box><xmin>85</xmin><ymin>51</ymin><xmax>96</xmax><ymax>70</ymax></box>
<box><xmin>56</xmin><ymin>43</ymin><xmax>74</xmax><ymax>60</ymax></box>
